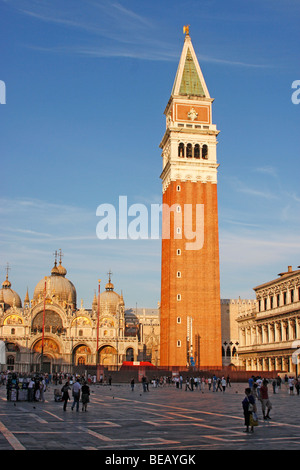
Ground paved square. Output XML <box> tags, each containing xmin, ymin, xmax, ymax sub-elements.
<box><xmin>0</xmin><ymin>380</ymin><xmax>299</xmax><ymax>451</ymax></box>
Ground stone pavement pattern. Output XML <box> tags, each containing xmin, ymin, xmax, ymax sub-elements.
<box><xmin>0</xmin><ymin>381</ymin><xmax>299</xmax><ymax>451</ymax></box>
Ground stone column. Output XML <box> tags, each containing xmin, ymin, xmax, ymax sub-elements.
<box><xmin>282</xmin><ymin>321</ymin><xmax>287</xmax><ymax>342</ymax></box>
<box><xmin>262</xmin><ymin>324</ymin><xmax>269</xmax><ymax>343</ymax></box>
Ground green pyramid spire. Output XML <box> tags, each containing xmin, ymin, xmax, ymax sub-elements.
<box><xmin>179</xmin><ymin>48</ymin><xmax>205</xmax><ymax>96</ymax></box>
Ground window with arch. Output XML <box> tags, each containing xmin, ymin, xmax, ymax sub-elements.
<box><xmin>194</xmin><ymin>144</ymin><xmax>200</xmax><ymax>158</ymax></box>
<box><xmin>187</xmin><ymin>143</ymin><xmax>192</xmax><ymax>158</ymax></box>
<box><xmin>126</xmin><ymin>348</ymin><xmax>134</xmax><ymax>361</ymax></box>
<box><xmin>178</xmin><ymin>143</ymin><xmax>184</xmax><ymax>157</ymax></box>
<box><xmin>202</xmin><ymin>144</ymin><xmax>208</xmax><ymax>159</ymax></box>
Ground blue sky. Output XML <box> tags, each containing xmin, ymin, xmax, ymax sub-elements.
<box><xmin>1</xmin><ymin>0</ymin><xmax>299</xmax><ymax>308</ymax></box>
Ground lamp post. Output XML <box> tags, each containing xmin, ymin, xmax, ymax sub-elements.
<box><xmin>96</xmin><ymin>279</ymin><xmax>101</xmax><ymax>380</ymax></box>
<box><xmin>41</xmin><ymin>277</ymin><xmax>47</xmax><ymax>372</ymax></box>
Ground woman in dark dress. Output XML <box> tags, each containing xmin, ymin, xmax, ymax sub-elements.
<box><xmin>81</xmin><ymin>381</ymin><xmax>90</xmax><ymax>412</ymax></box>
<box><xmin>242</xmin><ymin>387</ymin><xmax>257</xmax><ymax>433</ymax></box>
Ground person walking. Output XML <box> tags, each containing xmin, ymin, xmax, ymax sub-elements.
<box><xmin>130</xmin><ymin>378</ymin><xmax>135</xmax><ymax>391</ymax></box>
<box><xmin>212</xmin><ymin>375</ymin><xmax>217</xmax><ymax>392</ymax></box>
<box><xmin>242</xmin><ymin>387</ymin><xmax>257</xmax><ymax>433</ymax></box>
<box><xmin>208</xmin><ymin>377</ymin><xmax>212</xmax><ymax>391</ymax></box>
<box><xmin>295</xmin><ymin>378</ymin><xmax>300</xmax><ymax>396</ymax></box>
<box><xmin>81</xmin><ymin>381</ymin><xmax>90</xmax><ymax>412</ymax></box>
<box><xmin>216</xmin><ymin>377</ymin><xmax>222</xmax><ymax>392</ymax></box>
<box><xmin>185</xmin><ymin>377</ymin><xmax>191</xmax><ymax>391</ymax></box>
<box><xmin>221</xmin><ymin>376</ymin><xmax>226</xmax><ymax>393</ymax></box>
<box><xmin>39</xmin><ymin>376</ymin><xmax>46</xmax><ymax>402</ymax></box>
<box><xmin>142</xmin><ymin>376</ymin><xmax>147</xmax><ymax>392</ymax></box>
<box><xmin>71</xmin><ymin>378</ymin><xmax>81</xmax><ymax>411</ymax></box>
<box><xmin>260</xmin><ymin>379</ymin><xmax>272</xmax><ymax>420</ymax></box>
<box><xmin>288</xmin><ymin>376</ymin><xmax>294</xmax><ymax>395</ymax></box>
<box><xmin>190</xmin><ymin>377</ymin><xmax>194</xmax><ymax>391</ymax></box>
<box><xmin>276</xmin><ymin>375</ymin><xmax>282</xmax><ymax>390</ymax></box>
<box><xmin>28</xmin><ymin>377</ymin><xmax>35</xmax><ymax>402</ymax></box>
<box><xmin>61</xmin><ymin>381</ymin><xmax>71</xmax><ymax>411</ymax></box>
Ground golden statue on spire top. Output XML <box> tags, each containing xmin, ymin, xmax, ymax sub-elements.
<box><xmin>183</xmin><ymin>25</ymin><xmax>190</xmax><ymax>36</ymax></box>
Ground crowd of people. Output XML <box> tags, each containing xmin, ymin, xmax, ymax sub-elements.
<box><xmin>0</xmin><ymin>371</ymin><xmax>94</xmax><ymax>410</ymax></box>
<box><xmin>1</xmin><ymin>370</ymin><xmax>299</xmax><ymax>420</ymax></box>
<box><xmin>133</xmin><ymin>374</ymin><xmax>232</xmax><ymax>392</ymax></box>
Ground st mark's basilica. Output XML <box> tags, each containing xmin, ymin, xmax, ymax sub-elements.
<box><xmin>0</xmin><ymin>253</ymin><xmax>160</xmax><ymax>374</ymax></box>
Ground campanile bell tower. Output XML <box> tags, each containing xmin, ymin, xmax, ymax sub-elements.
<box><xmin>159</xmin><ymin>27</ymin><xmax>222</xmax><ymax>369</ymax></box>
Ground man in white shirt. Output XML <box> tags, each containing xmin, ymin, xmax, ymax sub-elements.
<box><xmin>256</xmin><ymin>378</ymin><xmax>262</xmax><ymax>399</ymax></box>
<box><xmin>28</xmin><ymin>378</ymin><xmax>35</xmax><ymax>402</ymax></box>
<box><xmin>71</xmin><ymin>379</ymin><xmax>81</xmax><ymax>411</ymax></box>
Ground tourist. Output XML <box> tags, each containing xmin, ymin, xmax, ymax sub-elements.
<box><xmin>221</xmin><ymin>376</ymin><xmax>226</xmax><ymax>393</ymax></box>
<box><xmin>288</xmin><ymin>376</ymin><xmax>294</xmax><ymax>395</ymax></box>
<box><xmin>242</xmin><ymin>387</ymin><xmax>257</xmax><ymax>433</ymax></box>
<box><xmin>212</xmin><ymin>375</ymin><xmax>217</xmax><ymax>392</ymax></box>
<box><xmin>81</xmin><ymin>381</ymin><xmax>90</xmax><ymax>412</ymax></box>
<box><xmin>39</xmin><ymin>376</ymin><xmax>46</xmax><ymax>402</ymax></box>
<box><xmin>208</xmin><ymin>377</ymin><xmax>212</xmax><ymax>391</ymax></box>
<box><xmin>248</xmin><ymin>376</ymin><xmax>254</xmax><ymax>391</ymax></box>
<box><xmin>185</xmin><ymin>377</ymin><xmax>191</xmax><ymax>391</ymax></box>
<box><xmin>130</xmin><ymin>378</ymin><xmax>135</xmax><ymax>391</ymax></box>
<box><xmin>276</xmin><ymin>375</ymin><xmax>282</xmax><ymax>389</ymax></box>
<box><xmin>61</xmin><ymin>381</ymin><xmax>71</xmax><ymax>411</ymax></box>
<box><xmin>216</xmin><ymin>377</ymin><xmax>222</xmax><ymax>392</ymax></box>
<box><xmin>28</xmin><ymin>377</ymin><xmax>35</xmax><ymax>402</ymax></box>
<box><xmin>255</xmin><ymin>377</ymin><xmax>262</xmax><ymax>399</ymax></box>
<box><xmin>71</xmin><ymin>378</ymin><xmax>81</xmax><ymax>411</ymax></box>
<box><xmin>295</xmin><ymin>378</ymin><xmax>300</xmax><ymax>395</ymax></box>
<box><xmin>141</xmin><ymin>376</ymin><xmax>147</xmax><ymax>392</ymax></box>
<box><xmin>260</xmin><ymin>379</ymin><xmax>272</xmax><ymax>420</ymax></box>
<box><xmin>190</xmin><ymin>377</ymin><xmax>194</xmax><ymax>391</ymax></box>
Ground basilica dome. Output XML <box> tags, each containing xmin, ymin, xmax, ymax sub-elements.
<box><xmin>0</xmin><ymin>275</ymin><xmax>22</xmax><ymax>308</ymax></box>
<box><xmin>99</xmin><ymin>278</ymin><xmax>124</xmax><ymax>315</ymax></box>
<box><xmin>33</xmin><ymin>260</ymin><xmax>76</xmax><ymax>307</ymax></box>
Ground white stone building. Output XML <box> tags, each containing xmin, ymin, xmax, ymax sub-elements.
<box><xmin>237</xmin><ymin>266</ymin><xmax>300</xmax><ymax>374</ymax></box>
